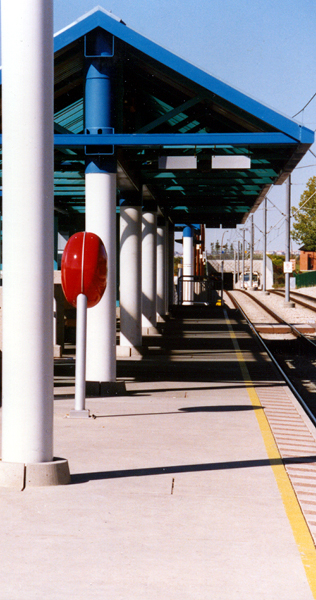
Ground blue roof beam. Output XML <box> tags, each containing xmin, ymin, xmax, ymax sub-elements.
<box><xmin>51</xmin><ymin>132</ymin><xmax>302</xmax><ymax>147</ymax></box>
<box><xmin>137</xmin><ymin>94</ymin><xmax>207</xmax><ymax>133</ymax></box>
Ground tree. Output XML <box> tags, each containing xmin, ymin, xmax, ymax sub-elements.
<box><xmin>292</xmin><ymin>176</ymin><xmax>316</xmax><ymax>250</ymax></box>
<box><xmin>215</xmin><ymin>240</ymin><xmax>220</xmax><ymax>258</ymax></box>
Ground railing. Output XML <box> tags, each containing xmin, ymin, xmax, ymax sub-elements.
<box><xmin>177</xmin><ymin>276</ymin><xmax>211</xmax><ymax>305</ymax></box>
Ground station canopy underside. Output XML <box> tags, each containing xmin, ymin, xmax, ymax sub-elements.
<box><xmin>2</xmin><ymin>7</ymin><xmax>314</xmax><ymax>229</ymax></box>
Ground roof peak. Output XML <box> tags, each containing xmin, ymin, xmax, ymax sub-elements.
<box><xmin>54</xmin><ymin>5</ymin><xmax>125</xmax><ymax>38</ymax></box>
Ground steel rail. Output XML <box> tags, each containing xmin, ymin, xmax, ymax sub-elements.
<box><xmin>225</xmin><ymin>290</ymin><xmax>316</xmax><ymax>427</ymax></box>
<box><xmin>234</xmin><ymin>289</ymin><xmax>316</xmax><ymax>346</ymax></box>
<box><xmin>270</xmin><ymin>289</ymin><xmax>316</xmax><ymax>313</ymax></box>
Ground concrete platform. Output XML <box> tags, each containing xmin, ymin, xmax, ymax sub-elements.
<box><xmin>1</xmin><ymin>305</ymin><xmax>316</xmax><ymax>599</ymax></box>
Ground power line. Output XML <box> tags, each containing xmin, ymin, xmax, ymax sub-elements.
<box><xmin>266</xmin><ymin>197</ymin><xmax>285</xmax><ymax>216</ymax></box>
<box><xmin>295</xmin><ymin>164</ymin><xmax>316</xmax><ymax>169</ymax></box>
<box><xmin>292</xmin><ymin>93</ymin><xmax>316</xmax><ymax>118</ymax></box>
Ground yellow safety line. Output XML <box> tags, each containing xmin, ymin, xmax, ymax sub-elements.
<box><xmin>224</xmin><ymin>310</ymin><xmax>316</xmax><ymax>597</ymax></box>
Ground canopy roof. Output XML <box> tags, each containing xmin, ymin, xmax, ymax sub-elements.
<box><xmin>2</xmin><ymin>6</ymin><xmax>315</xmax><ymax>228</ymax></box>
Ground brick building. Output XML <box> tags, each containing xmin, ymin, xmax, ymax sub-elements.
<box><xmin>300</xmin><ymin>250</ymin><xmax>316</xmax><ymax>271</ymax></box>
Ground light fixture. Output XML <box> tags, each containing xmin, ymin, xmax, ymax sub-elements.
<box><xmin>158</xmin><ymin>156</ymin><xmax>197</xmax><ymax>169</ymax></box>
<box><xmin>211</xmin><ymin>156</ymin><xmax>251</xmax><ymax>169</ymax></box>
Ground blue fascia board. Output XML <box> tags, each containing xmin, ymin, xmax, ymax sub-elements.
<box><xmin>53</xmin><ymin>8</ymin><xmax>314</xmax><ymax>145</ymax></box>
<box><xmin>51</xmin><ymin>132</ymin><xmax>299</xmax><ymax>147</ymax></box>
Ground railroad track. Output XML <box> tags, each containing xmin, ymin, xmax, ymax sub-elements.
<box><xmin>269</xmin><ymin>287</ymin><xmax>316</xmax><ymax>313</ymax></box>
<box><xmin>226</xmin><ymin>289</ymin><xmax>316</xmax><ymax>426</ymax></box>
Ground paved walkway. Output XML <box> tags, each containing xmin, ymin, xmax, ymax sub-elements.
<box><xmin>1</xmin><ymin>306</ymin><xmax>316</xmax><ymax>599</ymax></box>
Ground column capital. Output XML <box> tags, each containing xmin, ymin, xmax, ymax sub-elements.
<box><xmin>85</xmin><ymin>156</ymin><xmax>117</xmax><ymax>174</ymax></box>
<box><xmin>142</xmin><ymin>201</ymin><xmax>158</xmax><ymax>213</ymax></box>
<box><xmin>120</xmin><ymin>190</ymin><xmax>142</xmax><ymax>207</ymax></box>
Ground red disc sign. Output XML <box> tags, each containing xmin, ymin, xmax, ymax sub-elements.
<box><xmin>61</xmin><ymin>232</ymin><xmax>108</xmax><ymax>308</ymax></box>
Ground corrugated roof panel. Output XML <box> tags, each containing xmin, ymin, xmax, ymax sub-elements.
<box><xmin>55</xmin><ymin>99</ymin><xmax>83</xmax><ymax>133</ymax></box>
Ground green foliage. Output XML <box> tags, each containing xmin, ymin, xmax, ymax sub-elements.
<box><xmin>174</xmin><ymin>255</ymin><xmax>182</xmax><ymax>275</ymax></box>
<box><xmin>267</xmin><ymin>254</ymin><xmax>285</xmax><ymax>287</ymax></box>
<box><xmin>292</xmin><ymin>176</ymin><xmax>316</xmax><ymax>250</ymax></box>
<box><xmin>209</xmin><ymin>239</ymin><xmax>235</xmax><ymax>259</ymax></box>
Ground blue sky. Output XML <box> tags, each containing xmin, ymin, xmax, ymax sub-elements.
<box><xmin>53</xmin><ymin>1</ymin><xmax>316</xmax><ymax>251</ymax></box>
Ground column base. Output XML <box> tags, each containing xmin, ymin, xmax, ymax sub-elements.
<box><xmin>0</xmin><ymin>457</ymin><xmax>70</xmax><ymax>490</ymax></box>
<box><xmin>283</xmin><ymin>300</ymin><xmax>295</xmax><ymax>308</ymax></box>
<box><xmin>86</xmin><ymin>380</ymin><xmax>126</xmax><ymax>397</ymax></box>
<box><xmin>116</xmin><ymin>346</ymin><xmax>143</xmax><ymax>357</ymax></box>
<box><xmin>54</xmin><ymin>345</ymin><xmax>62</xmax><ymax>358</ymax></box>
<box><xmin>69</xmin><ymin>409</ymin><xmax>90</xmax><ymax>419</ymax></box>
<box><xmin>142</xmin><ymin>326</ymin><xmax>160</xmax><ymax>335</ymax></box>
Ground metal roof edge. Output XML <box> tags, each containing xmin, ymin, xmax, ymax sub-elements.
<box><xmin>53</xmin><ymin>8</ymin><xmax>314</xmax><ymax>146</ymax></box>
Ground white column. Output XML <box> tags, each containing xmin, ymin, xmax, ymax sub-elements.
<box><xmin>1</xmin><ymin>0</ymin><xmax>54</xmax><ymax>463</ymax></box>
<box><xmin>168</xmin><ymin>225</ymin><xmax>175</xmax><ymax>309</ymax></box>
<box><xmin>156</xmin><ymin>222</ymin><xmax>166</xmax><ymax>320</ymax></box>
<box><xmin>183</xmin><ymin>226</ymin><xmax>194</xmax><ymax>304</ymax></box>
<box><xmin>164</xmin><ymin>220</ymin><xmax>169</xmax><ymax>314</ymax></box>
<box><xmin>86</xmin><ymin>170</ymin><xmax>117</xmax><ymax>383</ymax></box>
<box><xmin>142</xmin><ymin>211</ymin><xmax>157</xmax><ymax>329</ymax></box>
<box><xmin>120</xmin><ymin>201</ymin><xmax>142</xmax><ymax>347</ymax></box>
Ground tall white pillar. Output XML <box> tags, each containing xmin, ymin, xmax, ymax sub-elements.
<box><xmin>120</xmin><ymin>194</ymin><xmax>142</xmax><ymax>348</ymax></box>
<box><xmin>183</xmin><ymin>226</ymin><xmax>194</xmax><ymax>305</ymax></box>
<box><xmin>164</xmin><ymin>220</ymin><xmax>169</xmax><ymax>315</ymax></box>
<box><xmin>1</xmin><ymin>0</ymin><xmax>54</xmax><ymax>463</ymax></box>
<box><xmin>142</xmin><ymin>210</ymin><xmax>157</xmax><ymax>330</ymax></box>
<box><xmin>156</xmin><ymin>220</ymin><xmax>166</xmax><ymax>320</ymax></box>
<box><xmin>86</xmin><ymin>166</ymin><xmax>117</xmax><ymax>385</ymax></box>
<box><xmin>168</xmin><ymin>225</ymin><xmax>175</xmax><ymax>309</ymax></box>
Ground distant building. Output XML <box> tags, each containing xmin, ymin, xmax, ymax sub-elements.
<box><xmin>300</xmin><ymin>249</ymin><xmax>316</xmax><ymax>271</ymax></box>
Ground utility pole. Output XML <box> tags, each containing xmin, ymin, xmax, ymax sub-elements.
<box><xmin>249</xmin><ymin>214</ymin><xmax>254</xmax><ymax>289</ymax></box>
<box><xmin>284</xmin><ymin>175</ymin><xmax>295</xmax><ymax>307</ymax></box>
<box><xmin>220</xmin><ymin>230</ymin><xmax>229</xmax><ymax>304</ymax></box>
<box><xmin>262</xmin><ymin>197</ymin><xmax>268</xmax><ymax>293</ymax></box>
<box><xmin>234</xmin><ymin>247</ymin><xmax>236</xmax><ymax>287</ymax></box>
<box><xmin>242</xmin><ymin>228</ymin><xmax>245</xmax><ymax>289</ymax></box>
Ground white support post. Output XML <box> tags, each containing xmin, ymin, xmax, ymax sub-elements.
<box><xmin>72</xmin><ymin>293</ymin><xmax>89</xmax><ymax>418</ymax></box>
<box><xmin>168</xmin><ymin>225</ymin><xmax>175</xmax><ymax>309</ymax></box>
<box><xmin>164</xmin><ymin>220</ymin><xmax>169</xmax><ymax>315</ymax></box>
<box><xmin>156</xmin><ymin>221</ymin><xmax>166</xmax><ymax>321</ymax></box>
<box><xmin>1</xmin><ymin>0</ymin><xmax>54</xmax><ymax>464</ymax></box>
<box><xmin>183</xmin><ymin>226</ymin><xmax>194</xmax><ymax>305</ymax></box>
<box><xmin>85</xmin><ymin>169</ymin><xmax>117</xmax><ymax>385</ymax></box>
<box><xmin>142</xmin><ymin>210</ymin><xmax>157</xmax><ymax>331</ymax></box>
<box><xmin>120</xmin><ymin>199</ymin><xmax>142</xmax><ymax>349</ymax></box>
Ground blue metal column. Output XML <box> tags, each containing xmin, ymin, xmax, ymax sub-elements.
<box><xmin>84</xmin><ymin>30</ymin><xmax>119</xmax><ymax>394</ymax></box>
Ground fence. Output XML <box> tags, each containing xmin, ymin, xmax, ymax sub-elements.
<box><xmin>177</xmin><ymin>276</ymin><xmax>213</xmax><ymax>305</ymax></box>
<box><xmin>295</xmin><ymin>271</ymin><xmax>316</xmax><ymax>289</ymax></box>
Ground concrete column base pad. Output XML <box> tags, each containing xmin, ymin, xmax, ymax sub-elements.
<box><xmin>116</xmin><ymin>346</ymin><xmax>143</xmax><ymax>357</ymax></box>
<box><xmin>69</xmin><ymin>409</ymin><xmax>90</xmax><ymax>418</ymax></box>
<box><xmin>142</xmin><ymin>326</ymin><xmax>160</xmax><ymax>335</ymax></box>
<box><xmin>0</xmin><ymin>458</ymin><xmax>70</xmax><ymax>489</ymax></box>
<box><xmin>26</xmin><ymin>458</ymin><xmax>70</xmax><ymax>487</ymax></box>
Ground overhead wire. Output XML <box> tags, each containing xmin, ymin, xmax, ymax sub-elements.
<box><xmin>292</xmin><ymin>93</ymin><xmax>316</xmax><ymax>118</ymax></box>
